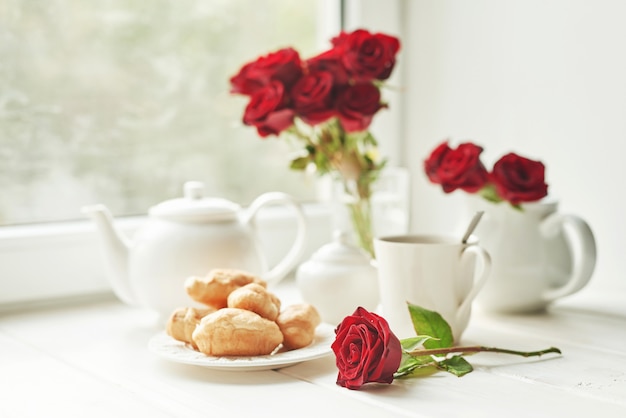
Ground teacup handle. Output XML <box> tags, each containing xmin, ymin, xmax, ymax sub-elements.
<box><xmin>244</xmin><ymin>192</ymin><xmax>308</xmax><ymax>286</ymax></box>
<box><xmin>457</xmin><ymin>245</ymin><xmax>491</xmax><ymax>321</ymax></box>
<box><xmin>540</xmin><ymin>213</ymin><xmax>596</xmax><ymax>302</ymax></box>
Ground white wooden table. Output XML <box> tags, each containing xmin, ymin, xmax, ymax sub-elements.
<box><xmin>1</xmin><ymin>279</ymin><xmax>625</xmax><ymax>418</ymax></box>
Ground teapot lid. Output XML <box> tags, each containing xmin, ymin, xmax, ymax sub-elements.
<box><xmin>309</xmin><ymin>231</ymin><xmax>373</xmax><ymax>265</ymax></box>
<box><xmin>149</xmin><ymin>181</ymin><xmax>240</xmax><ymax>222</ymax></box>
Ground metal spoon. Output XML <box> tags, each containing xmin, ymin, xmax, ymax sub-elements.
<box><xmin>461</xmin><ymin>211</ymin><xmax>484</xmax><ymax>244</ymax></box>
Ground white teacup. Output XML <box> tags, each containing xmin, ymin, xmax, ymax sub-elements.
<box><xmin>374</xmin><ymin>234</ymin><xmax>491</xmax><ymax>341</ymax></box>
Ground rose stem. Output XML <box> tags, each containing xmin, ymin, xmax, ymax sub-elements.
<box><xmin>407</xmin><ymin>346</ymin><xmax>562</xmax><ymax>358</ymax></box>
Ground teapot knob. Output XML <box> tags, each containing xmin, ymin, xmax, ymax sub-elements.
<box><xmin>184</xmin><ymin>181</ymin><xmax>205</xmax><ymax>200</ymax></box>
<box><xmin>334</xmin><ymin>230</ymin><xmax>351</xmax><ymax>245</ymax></box>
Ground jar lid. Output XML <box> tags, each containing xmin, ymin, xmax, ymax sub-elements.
<box><xmin>149</xmin><ymin>181</ymin><xmax>240</xmax><ymax>222</ymax></box>
<box><xmin>309</xmin><ymin>231</ymin><xmax>373</xmax><ymax>265</ymax></box>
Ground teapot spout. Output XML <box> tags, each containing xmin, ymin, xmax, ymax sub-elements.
<box><xmin>82</xmin><ymin>204</ymin><xmax>134</xmax><ymax>305</ymax></box>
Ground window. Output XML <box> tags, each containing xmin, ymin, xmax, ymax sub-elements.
<box><xmin>1</xmin><ymin>0</ymin><xmax>334</xmax><ymax>226</ymax></box>
<box><xmin>0</xmin><ymin>0</ymin><xmax>405</xmax><ymax>308</ymax></box>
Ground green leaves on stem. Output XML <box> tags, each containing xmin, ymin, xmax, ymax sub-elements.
<box><xmin>286</xmin><ymin>118</ymin><xmax>384</xmax><ymax>257</ymax></box>
<box><xmin>286</xmin><ymin>119</ymin><xmax>384</xmax><ymax>182</ymax></box>
<box><xmin>394</xmin><ymin>303</ymin><xmax>562</xmax><ymax>379</ymax></box>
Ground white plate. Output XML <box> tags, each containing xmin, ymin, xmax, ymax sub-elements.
<box><xmin>148</xmin><ymin>322</ymin><xmax>336</xmax><ymax>371</ymax></box>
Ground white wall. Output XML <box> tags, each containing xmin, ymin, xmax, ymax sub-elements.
<box><xmin>402</xmin><ymin>0</ymin><xmax>626</xmax><ymax>292</ymax></box>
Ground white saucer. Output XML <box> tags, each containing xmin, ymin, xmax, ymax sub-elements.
<box><xmin>148</xmin><ymin>322</ymin><xmax>335</xmax><ymax>371</ymax></box>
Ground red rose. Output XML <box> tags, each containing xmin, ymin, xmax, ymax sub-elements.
<box><xmin>291</xmin><ymin>70</ymin><xmax>336</xmax><ymax>125</ymax></box>
<box><xmin>332</xmin><ymin>307</ymin><xmax>402</xmax><ymax>390</ymax></box>
<box><xmin>336</xmin><ymin>83</ymin><xmax>383</xmax><ymax>132</ymax></box>
<box><xmin>332</xmin><ymin>29</ymin><xmax>400</xmax><ymax>81</ymax></box>
<box><xmin>230</xmin><ymin>47</ymin><xmax>303</xmax><ymax>96</ymax></box>
<box><xmin>306</xmin><ymin>49</ymin><xmax>350</xmax><ymax>86</ymax></box>
<box><xmin>491</xmin><ymin>153</ymin><xmax>548</xmax><ymax>204</ymax></box>
<box><xmin>242</xmin><ymin>81</ymin><xmax>294</xmax><ymax>137</ymax></box>
<box><xmin>424</xmin><ymin>141</ymin><xmax>489</xmax><ymax>193</ymax></box>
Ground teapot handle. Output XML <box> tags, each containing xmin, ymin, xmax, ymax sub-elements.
<box><xmin>244</xmin><ymin>192</ymin><xmax>307</xmax><ymax>285</ymax></box>
<box><xmin>540</xmin><ymin>213</ymin><xmax>597</xmax><ymax>302</ymax></box>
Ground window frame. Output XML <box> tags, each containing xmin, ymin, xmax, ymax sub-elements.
<box><xmin>0</xmin><ymin>0</ymin><xmax>405</xmax><ymax>309</ymax></box>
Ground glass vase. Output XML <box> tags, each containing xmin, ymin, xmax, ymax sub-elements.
<box><xmin>331</xmin><ymin>167</ymin><xmax>410</xmax><ymax>258</ymax></box>
<box><xmin>333</xmin><ymin>178</ymin><xmax>375</xmax><ymax>258</ymax></box>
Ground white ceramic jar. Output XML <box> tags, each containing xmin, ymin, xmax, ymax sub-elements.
<box><xmin>296</xmin><ymin>231</ymin><xmax>379</xmax><ymax>325</ymax></box>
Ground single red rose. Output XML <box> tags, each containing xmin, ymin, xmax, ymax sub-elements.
<box><xmin>424</xmin><ymin>141</ymin><xmax>489</xmax><ymax>193</ymax></box>
<box><xmin>336</xmin><ymin>83</ymin><xmax>383</xmax><ymax>132</ymax></box>
<box><xmin>291</xmin><ymin>70</ymin><xmax>336</xmax><ymax>125</ymax></box>
<box><xmin>491</xmin><ymin>153</ymin><xmax>548</xmax><ymax>204</ymax></box>
<box><xmin>242</xmin><ymin>81</ymin><xmax>294</xmax><ymax>137</ymax></box>
<box><xmin>332</xmin><ymin>29</ymin><xmax>400</xmax><ymax>81</ymax></box>
<box><xmin>331</xmin><ymin>307</ymin><xmax>402</xmax><ymax>390</ymax></box>
<box><xmin>230</xmin><ymin>47</ymin><xmax>303</xmax><ymax>96</ymax></box>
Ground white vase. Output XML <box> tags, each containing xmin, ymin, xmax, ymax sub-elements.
<box><xmin>465</xmin><ymin>196</ymin><xmax>596</xmax><ymax>313</ymax></box>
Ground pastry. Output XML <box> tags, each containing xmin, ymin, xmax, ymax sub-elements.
<box><xmin>276</xmin><ymin>303</ymin><xmax>321</xmax><ymax>350</ymax></box>
<box><xmin>185</xmin><ymin>268</ymin><xmax>266</xmax><ymax>309</ymax></box>
<box><xmin>166</xmin><ymin>306</ymin><xmax>215</xmax><ymax>348</ymax></box>
<box><xmin>192</xmin><ymin>308</ymin><xmax>283</xmax><ymax>356</ymax></box>
<box><xmin>227</xmin><ymin>283</ymin><xmax>281</xmax><ymax>321</ymax></box>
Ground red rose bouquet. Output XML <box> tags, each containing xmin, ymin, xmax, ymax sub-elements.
<box><xmin>230</xmin><ymin>29</ymin><xmax>401</xmax><ymax>256</ymax></box>
<box><xmin>332</xmin><ymin>305</ymin><xmax>561</xmax><ymax>390</ymax></box>
<box><xmin>424</xmin><ymin>140</ymin><xmax>548</xmax><ymax>208</ymax></box>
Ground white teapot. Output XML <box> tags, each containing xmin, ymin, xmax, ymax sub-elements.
<box><xmin>83</xmin><ymin>181</ymin><xmax>307</xmax><ymax>318</ymax></box>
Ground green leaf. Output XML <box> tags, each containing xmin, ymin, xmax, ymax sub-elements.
<box><xmin>363</xmin><ymin>131</ymin><xmax>378</xmax><ymax>146</ymax></box>
<box><xmin>289</xmin><ymin>157</ymin><xmax>310</xmax><ymax>171</ymax></box>
<box><xmin>395</xmin><ymin>353</ymin><xmax>438</xmax><ymax>378</ymax></box>
<box><xmin>314</xmin><ymin>153</ymin><xmax>330</xmax><ymax>173</ymax></box>
<box><xmin>478</xmin><ymin>184</ymin><xmax>503</xmax><ymax>203</ymax></box>
<box><xmin>407</xmin><ymin>303</ymin><xmax>454</xmax><ymax>349</ymax></box>
<box><xmin>395</xmin><ymin>363</ymin><xmax>439</xmax><ymax>379</ymax></box>
<box><xmin>400</xmin><ymin>336</ymin><xmax>439</xmax><ymax>352</ymax></box>
<box><xmin>437</xmin><ymin>355</ymin><xmax>474</xmax><ymax>377</ymax></box>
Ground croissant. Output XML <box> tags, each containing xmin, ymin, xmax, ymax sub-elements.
<box><xmin>166</xmin><ymin>306</ymin><xmax>215</xmax><ymax>348</ymax></box>
<box><xmin>185</xmin><ymin>268</ymin><xmax>266</xmax><ymax>309</ymax></box>
<box><xmin>192</xmin><ymin>308</ymin><xmax>283</xmax><ymax>356</ymax></box>
<box><xmin>227</xmin><ymin>283</ymin><xmax>281</xmax><ymax>321</ymax></box>
<box><xmin>276</xmin><ymin>303</ymin><xmax>321</xmax><ymax>350</ymax></box>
